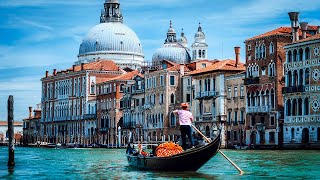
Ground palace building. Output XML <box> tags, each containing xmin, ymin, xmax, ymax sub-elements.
<box><xmin>283</xmin><ymin>12</ymin><xmax>320</xmax><ymax>148</ymax></box>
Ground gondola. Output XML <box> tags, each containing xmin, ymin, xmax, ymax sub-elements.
<box><xmin>126</xmin><ymin>131</ymin><xmax>221</xmax><ymax>172</ymax></box>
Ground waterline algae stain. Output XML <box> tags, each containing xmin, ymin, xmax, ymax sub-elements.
<box><xmin>0</xmin><ymin>147</ymin><xmax>319</xmax><ymax>179</ymax></box>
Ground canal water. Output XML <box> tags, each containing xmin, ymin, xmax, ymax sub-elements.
<box><xmin>0</xmin><ymin>147</ymin><xmax>319</xmax><ymax>179</ymax></box>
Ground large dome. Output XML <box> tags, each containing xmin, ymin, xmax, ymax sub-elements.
<box><xmin>152</xmin><ymin>43</ymin><xmax>191</xmax><ymax>64</ymax></box>
<box><xmin>78</xmin><ymin>23</ymin><xmax>143</xmax><ymax>56</ymax></box>
<box><xmin>76</xmin><ymin>0</ymin><xmax>144</xmax><ymax>69</ymax></box>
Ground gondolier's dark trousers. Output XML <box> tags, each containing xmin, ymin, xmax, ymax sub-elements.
<box><xmin>180</xmin><ymin>125</ymin><xmax>194</xmax><ymax>150</ymax></box>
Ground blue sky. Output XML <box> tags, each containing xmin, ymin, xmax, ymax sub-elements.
<box><xmin>0</xmin><ymin>0</ymin><xmax>320</xmax><ymax>121</ymax></box>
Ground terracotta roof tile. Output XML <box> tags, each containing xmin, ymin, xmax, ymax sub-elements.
<box><xmin>98</xmin><ymin>70</ymin><xmax>139</xmax><ymax>84</ymax></box>
<box><xmin>188</xmin><ymin>60</ymin><xmax>245</xmax><ymax>75</ymax></box>
<box><xmin>246</xmin><ymin>26</ymin><xmax>317</xmax><ymax>41</ymax></box>
<box><xmin>289</xmin><ymin>33</ymin><xmax>320</xmax><ymax>44</ymax></box>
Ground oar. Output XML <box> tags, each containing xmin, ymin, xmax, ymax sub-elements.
<box><xmin>191</xmin><ymin>124</ymin><xmax>244</xmax><ymax>175</ymax></box>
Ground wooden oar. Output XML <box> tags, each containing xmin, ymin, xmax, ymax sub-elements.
<box><xmin>191</xmin><ymin>124</ymin><xmax>244</xmax><ymax>175</ymax></box>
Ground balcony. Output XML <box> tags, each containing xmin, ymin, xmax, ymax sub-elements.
<box><xmin>284</xmin><ymin>115</ymin><xmax>320</xmax><ymax>124</ymax></box>
<box><xmin>83</xmin><ymin>114</ymin><xmax>97</xmax><ymax>120</ymax></box>
<box><xmin>143</xmin><ymin>103</ymin><xmax>153</xmax><ymax>110</ymax></box>
<box><xmin>195</xmin><ymin>91</ymin><xmax>217</xmax><ymax>99</ymax></box>
<box><xmin>244</xmin><ymin>77</ymin><xmax>260</xmax><ymax>85</ymax></box>
<box><xmin>247</xmin><ymin>105</ymin><xmax>270</xmax><ymax>114</ymax></box>
<box><xmin>282</xmin><ymin>86</ymin><xmax>304</xmax><ymax>94</ymax></box>
<box><xmin>131</xmin><ymin>89</ymin><xmax>144</xmax><ymax>95</ymax></box>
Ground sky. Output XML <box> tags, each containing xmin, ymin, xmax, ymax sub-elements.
<box><xmin>0</xmin><ymin>0</ymin><xmax>320</xmax><ymax>121</ymax></box>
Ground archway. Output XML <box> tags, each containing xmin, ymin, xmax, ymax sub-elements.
<box><xmin>302</xmin><ymin>128</ymin><xmax>309</xmax><ymax>144</ymax></box>
<box><xmin>250</xmin><ymin>131</ymin><xmax>256</xmax><ymax>145</ymax></box>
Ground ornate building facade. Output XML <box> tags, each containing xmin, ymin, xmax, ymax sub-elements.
<box><xmin>23</xmin><ymin>106</ymin><xmax>41</xmax><ymax>145</ymax></box>
<box><xmin>40</xmin><ymin>61</ymin><xmax>123</xmax><ymax>144</ymax></box>
<box><xmin>283</xmin><ymin>19</ymin><xmax>320</xmax><ymax>148</ymax></box>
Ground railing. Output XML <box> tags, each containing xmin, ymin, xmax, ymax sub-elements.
<box><xmin>282</xmin><ymin>86</ymin><xmax>304</xmax><ymax>94</ymax></box>
<box><xmin>284</xmin><ymin>58</ymin><xmax>320</xmax><ymax>69</ymax></box>
<box><xmin>284</xmin><ymin>115</ymin><xmax>320</xmax><ymax>124</ymax></box>
<box><xmin>247</xmin><ymin>105</ymin><xmax>270</xmax><ymax>113</ymax></box>
<box><xmin>244</xmin><ymin>77</ymin><xmax>260</xmax><ymax>85</ymax></box>
<box><xmin>195</xmin><ymin>91</ymin><xmax>217</xmax><ymax>99</ymax></box>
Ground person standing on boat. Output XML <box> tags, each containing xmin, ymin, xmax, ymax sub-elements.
<box><xmin>173</xmin><ymin>103</ymin><xmax>194</xmax><ymax>150</ymax></box>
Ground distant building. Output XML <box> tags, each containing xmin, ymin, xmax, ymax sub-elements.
<box><xmin>23</xmin><ymin>105</ymin><xmax>41</xmax><ymax>145</ymax></box>
<box><xmin>96</xmin><ymin>70</ymin><xmax>139</xmax><ymax>145</ymax></box>
<box><xmin>188</xmin><ymin>48</ymin><xmax>245</xmax><ymax>148</ymax></box>
<box><xmin>40</xmin><ymin>60</ymin><xmax>123</xmax><ymax>144</ymax></box>
<box><xmin>283</xmin><ymin>12</ymin><xmax>320</xmax><ymax>148</ymax></box>
<box><xmin>0</xmin><ymin>121</ymin><xmax>23</xmax><ymax>144</ymax></box>
<box><xmin>225</xmin><ymin>72</ymin><xmax>246</xmax><ymax>148</ymax></box>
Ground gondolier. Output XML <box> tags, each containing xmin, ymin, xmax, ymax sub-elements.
<box><xmin>173</xmin><ymin>103</ymin><xmax>194</xmax><ymax>150</ymax></box>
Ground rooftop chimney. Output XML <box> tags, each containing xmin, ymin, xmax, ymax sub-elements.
<box><xmin>81</xmin><ymin>63</ymin><xmax>85</xmax><ymax>71</ymax></box>
<box><xmin>288</xmin><ymin>12</ymin><xmax>300</xmax><ymax>42</ymax></box>
<box><xmin>317</xmin><ymin>26</ymin><xmax>320</xmax><ymax>34</ymax></box>
<box><xmin>234</xmin><ymin>46</ymin><xmax>240</xmax><ymax>67</ymax></box>
<box><xmin>28</xmin><ymin>107</ymin><xmax>32</xmax><ymax>119</ymax></box>
<box><xmin>53</xmin><ymin>69</ymin><xmax>57</xmax><ymax>76</ymax></box>
<box><xmin>179</xmin><ymin>64</ymin><xmax>185</xmax><ymax>75</ymax></box>
<box><xmin>73</xmin><ymin>65</ymin><xmax>76</xmax><ymax>72</ymax></box>
<box><xmin>45</xmin><ymin>71</ymin><xmax>49</xmax><ymax>78</ymax></box>
<box><xmin>300</xmin><ymin>22</ymin><xmax>308</xmax><ymax>39</ymax></box>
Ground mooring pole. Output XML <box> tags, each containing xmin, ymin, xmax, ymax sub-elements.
<box><xmin>7</xmin><ymin>95</ymin><xmax>15</xmax><ymax>167</ymax></box>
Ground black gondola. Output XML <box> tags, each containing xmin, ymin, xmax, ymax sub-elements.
<box><xmin>126</xmin><ymin>131</ymin><xmax>221</xmax><ymax>172</ymax></box>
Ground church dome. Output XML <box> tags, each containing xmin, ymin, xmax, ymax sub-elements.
<box><xmin>76</xmin><ymin>0</ymin><xmax>144</xmax><ymax>69</ymax></box>
<box><xmin>152</xmin><ymin>43</ymin><xmax>191</xmax><ymax>64</ymax></box>
<box><xmin>152</xmin><ymin>21</ymin><xmax>191</xmax><ymax>65</ymax></box>
<box><xmin>78</xmin><ymin>22</ymin><xmax>143</xmax><ymax>56</ymax></box>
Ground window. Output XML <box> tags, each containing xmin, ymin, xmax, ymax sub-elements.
<box><xmin>170</xmin><ymin>113</ymin><xmax>176</xmax><ymax>126</ymax></box>
<box><xmin>227</xmin><ymin>88</ymin><xmax>231</xmax><ymax>99</ymax></box>
<box><xmin>269</xmin><ymin>42</ymin><xmax>274</xmax><ymax>54</ymax></box>
<box><xmin>153</xmin><ymin>77</ymin><xmax>156</xmax><ymax>87</ymax></box>
<box><xmin>170</xmin><ymin>94</ymin><xmax>175</xmax><ymax>104</ymax></box>
<box><xmin>270</xmin><ymin>116</ymin><xmax>275</xmax><ymax>126</ymax></box>
<box><xmin>228</xmin><ymin>111</ymin><xmax>231</xmax><ymax>124</ymax></box>
<box><xmin>261</xmin><ymin>117</ymin><xmax>265</xmax><ymax>125</ymax></box>
<box><xmin>160</xmin><ymin>76</ymin><xmax>164</xmax><ymax>86</ymax></box>
<box><xmin>248</xmin><ymin>45</ymin><xmax>251</xmax><ymax>51</ymax></box>
<box><xmin>240</xmin><ymin>111</ymin><xmax>244</xmax><ymax>124</ymax></box>
<box><xmin>160</xmin><ymin>94</ymin><xmax>164</xmax><ymax>104</ymax></box>
<box><xmin>251</xmin><ymin>116</ymin><xmax>255</xmax><ymax>126</ymax></box>
<box><xmin>187</xmin><ymin>78</ymin><xmax>191</xmax><ymax>86</ymax></box>
<box><xmin>186</xmin><ymin>94</ymin><xmax>191</xmax><ymax>103</ymax></box>
<box><xmin>202</xmin><ymin>63</ymin><xmax>206</xmax><ymax>68</ymax></box>
<box><xmin>269</xmin><ymin>132</ymin><xmax>275</xmax><ymax>143</ymax></box>
<box><xmin>233</xmin><ymin>131</ymin><xmax>238</xmax><ymax>141</ymax></box>
<box><xmin>240</xmin><ymin>86</ymin><xmax>244</xmax><ymax>97</ymax></box>
<box><xmin>170</xmin><ymin>76</ymin><xmax>175</xmax><ymax>86</ymax></box>
<box><xmin>234</xmin><ymin>111</ymin><xmax>238</xmax><ymax>124</ymax></box>
<box><xmin>90</xmin><ymin>82</ymin><xmax>95</xmax><ymax>94</ymax></box>
<box><xmin>262</xmin><ymin>68</ymin><xmax>266</xmax><ymax>76</ymax></box>
<box><xmin>120</xmin><ymin>84</ymin><xmax>124</xmax><ymax>92</ymax></box>
<box><xmin>234</xmin><ymin>87</ymin><xmax>238</xmax><ymax>98</ymax></box>
<box><xmin>137</xmin><ymin>81</ymin><xmax>142</xmax><ymax>90</ymax></box>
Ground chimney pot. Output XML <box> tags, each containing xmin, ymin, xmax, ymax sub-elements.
<box><xmin>53</xmin><ymin>69</ymin><xmax>57</xmax><ymax>76</ymax></box>
<box><xmin>81</xmin><ymin>63</ymin><xmax>85</xmax><ymax>71</ymax></box>
<box><xmin>288</xmin><ymin>12</ymin><xmax>300</xmax><ymax>42</ymax></box>
<box><xmin>234</xmin><ymin>47</ymin><xmax>240</xmax><ymax>68</ymax></box>
<box><xmin>28</xmin><ymin>107</ymin><xmax>32</xmax><ymax>119</ymax></box>
<box><xmin>45</xmin><ymin>71</ymin><xmax>49</xmax><ymax>78</ymax></box>
<box><xmin>300</xmin><ymin>22</ymin><xmax>308</xmax><ymax>39</ymax></box>
<box><xmin>73</xmin><ymin>65</ymin><xmax>76</xmax><ymax>71</ymax></box>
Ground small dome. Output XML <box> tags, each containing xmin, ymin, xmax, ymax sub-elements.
<box><xmin>152</xmin><ymin>43</ymin><xmax>191</xmax><ymax>64</ymax></box>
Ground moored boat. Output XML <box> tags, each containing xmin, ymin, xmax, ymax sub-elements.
<box><xmin>126</xmin><ymin>131</ymin><xmax>221</xmax><ymax>172</ymax></box>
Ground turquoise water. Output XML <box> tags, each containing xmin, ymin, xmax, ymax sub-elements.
<box><xmin>0</xmin><ymin>147</ymin><xmax>319</xmax><ymax>179</ymax></box>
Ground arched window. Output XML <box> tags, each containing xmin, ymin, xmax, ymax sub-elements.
<box><xmin>292</xmin><ymin>99</ymin><xmax>297</xmax><ymax>116</ymax></box>
<box><xmin>299</xmin><ymin>69</ymin><xmax>303</xmax><ymax>86</ymax></box>
<box><xmin>259</xmin><ymin>45</ymin><xmax>263</xmax><ymax>58</ymax></box>
<box><xmin>170</xmin><ymin>113</ymin><xmax>176</xmax><ymax>126</ymax></box>
<box><xmin>202</xmin><ymin>50</ymin><xmax>206</xmax><ymax>58</ymax></box>
<box><xmin>198</xmin><ymin>50</ymin><xmax>202</xmax><ymax>58</ymax></box>
<box><xmin>305</xmin><ymin>68</ymin><xmax>310</xmax><ymax>85</ymax></box>
<box><xmin>247</xmin><ymin>92</ymin><xmax>251</xmax><ymax>106</ymax></box>
<box><xmin>293</xmin><ymin>70</ymin><xmax>298</xmax><ymax>87</ymax></box>
<box><xmin>255</xmin><ymin>45</ymin><xmax>259</xmax><ymax>59</ymax></box>
<box><xmin>170</xmin><ymin>94</ymin><xmax>175</xmax><ymax>104</ymax></box>
<box><xmin>288</xmin><ymin>71</ymin><xmax>292</xmax><ymax>87</ymax></box>
<box><xmin>298</xmin><ymin>98</ymin><xmax>302</xmax><ymax>115</ymax></box>
<box><xmin>257</xmin><ymin>91</ymin><xmax>260</xmax><ymax>106</ymax></box>
<box><xmin>291</xmin><ymin>128</ymin><xmax>295</xmax><ymax>140</ymax></box>
<box><xmin>120</xmin><ymin>84</ymin><xmax>124</xmax><ymax>92</ymax></box>
<box><xmin>271</xmin><ymin>89</ymin><xmax>275</xmax><ymax>109</ymax></box>
<box><xmin>286</xmin><ymin>99</ymin><xmax>291</xmax><ymax>116</ymax></box>
<box><xmin>305</xmin><ymin>97</ymin><xmax>309</xmax><ymax>115</ymax></box>
<box><xmin>305</xmin><ymin>47</ymin><xmax>310</xmax><ymax>60</ymax></box>
<box><xmin>293</xmin><ymin>49</ymin><xmax>297</xmax><ymax>62</ymax></box>
<box><xmin>288</xmin><ymin>50</ymin><xmax>292</xmax><ymax>62</ymax></box>
<box><xmin>298</xmin><ymin>48</ymin><xmax>303</xmax><ymax>61</ymax></box>
<box><xmin>269</xmin><ymin>43</ymin><xmax>274</xmax><ymax>54</ymax></box>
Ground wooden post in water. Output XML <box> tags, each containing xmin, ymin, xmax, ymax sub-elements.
<box><xmin>7</xmin><ymin>95</ymin><xmax>15</xmax><ymax>167</ymax></box>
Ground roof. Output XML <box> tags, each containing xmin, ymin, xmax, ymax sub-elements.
<box><xmin>0</xmin><ymin>121</ymin><xmax>23</xmax><ymax>126</ymax></box>
<box><xmin>98</xmin><ymin>70</ymin><xmax>139</xmax><ymax>84</ymax></box>
<box><xmin>246</xmin><ymin>26</ymin><xmax>318</xmax><ymax>41</ymax></box>
<box><xmin>188</xmin><ymin>60</ymin><xmax>245</xmax><ymax>75</ymax></box>
<box><xmin>289</xmin><ymin>33</ymin><xmax>320</xmax><ymax>44</ymax></box>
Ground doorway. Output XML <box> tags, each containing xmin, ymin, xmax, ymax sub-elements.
<box><xmin>302</xmin><ymin>128</ymin><xmax>309</xmax><ymax>144</ymax></box>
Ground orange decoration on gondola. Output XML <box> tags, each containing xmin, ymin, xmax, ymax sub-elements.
<box><xmin>156</xmin><ymin>142</ymin><xmax>183</xmax><ymax>157</ymax></box>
